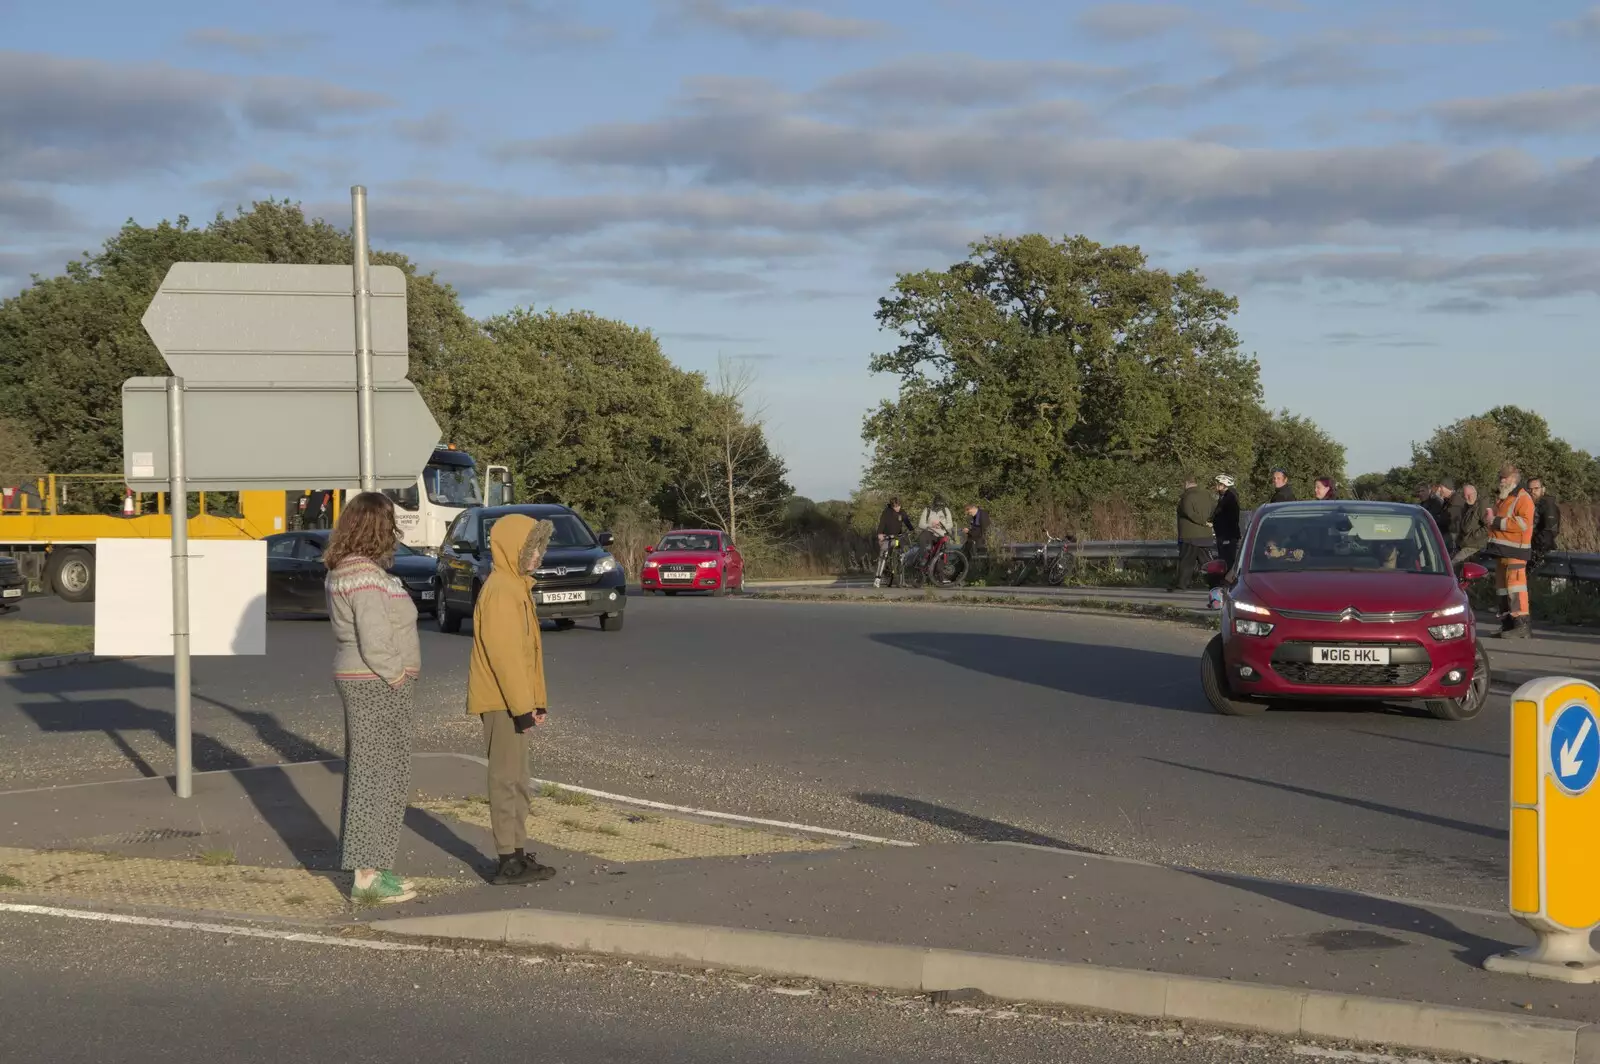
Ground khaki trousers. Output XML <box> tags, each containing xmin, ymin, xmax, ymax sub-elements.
<box><xmin>480</xmin><ymin>710</ymin><xmax>530</xmax><ymax>855</ymax></box>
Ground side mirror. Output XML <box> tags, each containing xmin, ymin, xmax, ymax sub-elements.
<box><xmin>453</xmin><ymin>540</ymin><xmax>477</xmax><ymax>556</ymax></box>
<box><xmin>1203</xmin><ymin>559</ymin><xmax>1228</xmax><ymax>577</ymax></box>
<box><xmin>644</xmin><ymin>545</ymin><xmax>655</xmax><ymax>554</ymax></box>
<box><xmin>598</xmin><ymin>531</ymin><xmax>615</xmax><ymax>547</ymax></box>
<box><xmin>1460</xmin><ymin>561</ymin><xmax>1488</xmax><ymax>583</ymax></box>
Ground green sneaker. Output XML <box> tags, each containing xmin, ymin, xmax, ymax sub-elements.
<box><xmin>352</xmin><ymin>871</ymin><xmax>416</xmax><ymax>904</ymax></box>
<box><xmin>379</xmin><ymin>870</ymin><xmax>416</xmax><ymax>894</ymax></box>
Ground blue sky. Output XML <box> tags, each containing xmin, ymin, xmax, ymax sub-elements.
<box><xmin>4</xmin><ymin>0</ymin><xmax>1599</xmax><ymax>499</ymax></box>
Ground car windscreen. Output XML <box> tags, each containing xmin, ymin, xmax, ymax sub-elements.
<box><xmin>483</xmin><ymin>513</ymin><xmax>597</xmax><ymax>550</ymax></box>
<box><xmin>1250</xmin><ymin>509</ymin><xmax>1446</xmax><ymax>575</ymax></box>
<box><xmin>424</xmin><ymin>462</ymin><xmax>482</xmax><ymax>508</ymax></box>
<box><xmin>659</xmin><ymin>533</ymin><xmax>719</xmax><ymax>551</ymax></box>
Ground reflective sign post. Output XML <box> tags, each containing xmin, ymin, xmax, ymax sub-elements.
<box><xmin>1485</xmin><ymin>676</ymin><xmax>1600</xmax><ymax>982</ymax></box>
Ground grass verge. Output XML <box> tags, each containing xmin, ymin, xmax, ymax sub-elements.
<box><xmin>0</xmin><ymin>621</ymin><xmax>94</xmax><ymax>662</ymax></box>
<box><xmin>744</xmin><ymin>589</ymin><xmax>1220</xmax><ymax>630</ymax></box>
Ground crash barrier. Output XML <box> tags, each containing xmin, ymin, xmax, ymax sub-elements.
<box><xmin>1486</xmin><ymin>677</ymin><xmax>1600</xmax><ymax>984</ymax></box>
<box><xmin>1001</xmin><ymin>540</ymin><xmax>1600</xmax><ymax>583</ymax></box>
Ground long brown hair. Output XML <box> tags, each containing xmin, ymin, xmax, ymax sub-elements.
<box><xmin>324</xmin><ymin>492</ymin><xmax>399</xmax><ymax>569</ymax></box>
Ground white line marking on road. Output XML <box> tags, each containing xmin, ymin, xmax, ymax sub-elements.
<box><xmin>422</xmin><ymin>753</ymin><xmax>915</xmax><ymax>848</ymax></box>
<box><xmin>0</xmin><ymin>903</ymin><xmax>436</xmax><ymax>951</ymax></box>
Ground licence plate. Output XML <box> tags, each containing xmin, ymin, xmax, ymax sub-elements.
<box><xmin>662</xmin><ymin>572</ymin><xmax>693</xmax><ymax>581</ymax></box>
<box><xmin>2</xmin><ymin>588</ymin><xmax>20</xmax><ymax>598</ymax></box>
<box><xmin>1313</xmin><ymin>646</ymin><xmax>1390</xmax><ymax>665</ymax></box>
<box><xmin>542</xmin><ymin>590</ymin><xmax>586</xmax><ymax>604</ymax></box>
<box><xmin>420</xmin><ymin>591</ymin><xmax>435</xmax><ymax>601</ymax></box>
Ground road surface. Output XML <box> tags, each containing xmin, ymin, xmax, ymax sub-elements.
<box><xmin>0</xmin><ymin>909</ymin><xmax>1405</xmax><ymax>1064</ymax></box>
<box><xmin>0</xmin><ymin>594</ymin><xmax>1510</xmax><ymax>906</ymax></box>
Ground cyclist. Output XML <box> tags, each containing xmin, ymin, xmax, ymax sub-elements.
<box><xmin>912</xmin><ymin>495</ymin><xmax>955</xmax><ymax>568</ymax></box>
<box><xmin>875</xmin><ymin>498</ymin><xmax>915</xmax><ymax>588</ymax></box>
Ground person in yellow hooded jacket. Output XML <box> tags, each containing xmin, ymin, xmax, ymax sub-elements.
<box><xmin>467</xmin><ymin>513</ymin><xmax>559</xmax><ymax>885</ymax></box>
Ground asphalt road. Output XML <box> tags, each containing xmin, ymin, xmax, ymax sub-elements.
<box><xmin>0</xmin><ymin>910</ymin><xmax>1397</xmax><ymax>1064</ymax></box>
<box><xmin>0</xmin><ymin>594</ymin><xmax>1510</xmax><ymax>907</ymax></box>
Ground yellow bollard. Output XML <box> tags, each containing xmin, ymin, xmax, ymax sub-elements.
<box><xmin>1485</xmin><ymin>677</ymin><xmax>1600</xmax><ymax>982</ymax></box>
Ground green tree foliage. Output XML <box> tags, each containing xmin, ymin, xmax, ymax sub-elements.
<box><xmin>864</xmin><ymin>234</ymin><xmax>1268</xmax><ymax>517</ymax></box>
<box><xmin>1246</xmin><ymin>411</ymin><xmax>1347</xmax><ymax>504</ymax></box>
<box><xmin>0</xmin><ymin>201</ymin><xmax>787</xmax><ymax>535</ymax></box>
<box><xmin>0</xmin><ymin>416</ymin><xmax>43</xmax><ymax>487</ymax></box>
<box><xmin>1385</xmin><ymin>406</ymin><xmax>1598</xmax><ymax>502</ymax></box>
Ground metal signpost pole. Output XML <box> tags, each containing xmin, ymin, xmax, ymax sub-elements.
<box><xmin>351</xmin><ymin>186</ymin><xmax>377</xmax><ymax>493</ymax></box>
<box><xmin>167</xmin><ymin>376</ymin><xmax>193</xmax><ymax>799</ymax></box>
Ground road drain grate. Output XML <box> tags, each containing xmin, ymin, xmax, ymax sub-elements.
<box><xmin>69</xmin><ymin>828</ymin><xmax>207</xmax><ymax>847</ymax></box>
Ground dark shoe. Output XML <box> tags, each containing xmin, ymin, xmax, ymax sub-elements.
<box><xmin>1500</xmin><ymin>617</ymin><xmax>1532</xmax><ymax>640</ymax></box>
<box><xmin>492</xmin><ymin>850</ymin><xmax>556</xmax><ymax>886</ymax></box>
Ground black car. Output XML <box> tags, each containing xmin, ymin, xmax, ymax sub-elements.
<box><xmin>265</xmin><ymin>531</ymin><xmax>438</xmax><ymax>617</ymax></box>
<box><xmin>434</xmin><ymin>503</ymin><xmax>626</xmax><ymax>633</ymax></box>
<box><xmin>0</xmin><ymin>554</ymin><xmax>24</xmax><ymax>613</ymax></box>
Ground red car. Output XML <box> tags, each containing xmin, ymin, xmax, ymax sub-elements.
<box><xmin>1201</xmin><ymin>500</ymin><xmax>1492</xmax><ymax>721</ymax></box>
<box><xmin>640</xmin><ymin>529</ymin><xmax>745</xmax><ymax>595</ymax></box>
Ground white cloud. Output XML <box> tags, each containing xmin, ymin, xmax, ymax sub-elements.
<box><xmin>182</xmin><ymin>28</ymin><xmax>320</xmax><ymax>57</ymax></box>
<box><xmin>1075</xmin><ymin>3</ymin><xmax>1192</xmax><ymax>42</ymax></box>
<box><xmin>1557</xmin><ymin>6</ymin><xmax>1600</xmax><ymax>41</ymax></box>
<box><xmin>1432</xmin><ymin>85</ymin><xmax>1600</xmax><ymax>136</ymax></box>
<box><xmin>668</xmin><ymin>0</ymin><xmax>890</xmax><ymax>42</ymax></box>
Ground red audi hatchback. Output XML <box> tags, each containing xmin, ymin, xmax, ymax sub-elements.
<box><xmin>1201</xmin><ymin>500</ymin><xmax>1491</xmax><ymax>721</ymax></box>
<box><xmin>640</xmin><ymin>529</ymin><xmax>745</xmax><ymax>595</ymax></box>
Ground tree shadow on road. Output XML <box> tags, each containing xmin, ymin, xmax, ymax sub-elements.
<box><xmin>868</xmin><ymin>631</ymin><xmax>1207</xmax><ymax>714</ymax></box>
<box><xmin>854</xmin><ymin>793</ymin><xmax>1104</xmax><ymax>853</ymax></box>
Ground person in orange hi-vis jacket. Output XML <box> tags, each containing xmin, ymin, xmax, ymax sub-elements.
<box><xmin>1482</xmin><ymin>461</ymin><xmax>1536</xmax><ymax>639</ymax></box>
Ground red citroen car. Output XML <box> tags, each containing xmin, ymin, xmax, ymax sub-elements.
<box><xmin>1201</xmin><ymin>500</ymin><xmax>1491</xmax><ymax>721</ymax></box>
<box><xmin>640</xmin><ymin>529</ymin><xmax>745</xmax><ymax>595</ymax></box>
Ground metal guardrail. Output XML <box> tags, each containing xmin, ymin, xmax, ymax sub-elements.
<box><xmin>999</xmin><ymin>539</ymin><xmax>1600</xmax><ymax>582</ymax></box>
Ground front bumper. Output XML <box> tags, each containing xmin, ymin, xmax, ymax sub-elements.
<box><xmin>1223</xmin><ymin>622</ymin><xmax>1478</xmax><ymax>700</ymax></box>
<box><xmin>640</xmin><ymin>567</ymin><xmax>723</xmax><ymax>591</ymax></box>
<box><xmin>0</xmin><ymin>578</ymin><xmax>23</xmax><ymax>610</ymax></box>
<box><xmin>531</xmin><ymin>583</ymin><xmax>627</xmax><ymax>619</ymax></box>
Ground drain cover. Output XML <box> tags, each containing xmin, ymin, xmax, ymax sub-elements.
<box><xmin>71</xmin><ymin>828</ymin><xmax>206</xmax><ymax>847</ymax></box>
<box><xmin>1302</xmin><ymin>929</ymin><xmax>1408</xmax><ymax>952</ymax></box>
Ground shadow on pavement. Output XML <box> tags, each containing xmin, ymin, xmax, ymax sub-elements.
<box><xmin>868</xmin><ymin>631</ymin><xmax>1205</xmax><ymax>714</ymax></box>
<box><xmin>1350</xmin><ymin>729</ymin><xmax>1506</xmax><ymax>760</ymax></box>
<box><xmin>403</xmin><ymin>806</ymin><xmax>494</xmax><ymax>882</ymax></box>
<box><xmin>1148</xmin><ymin>758</ymin><xmax>1505</xmax><ymax>841</ymax></box>
<box><xmin>854</xmin><ymin>793</ymin><xmax>1104</xmax><ymax>853</ymax></box>
<box><xmin>1190</xmin><ymin>868</ymin><xmax>1512</xmax><ymax>968</ymax></box>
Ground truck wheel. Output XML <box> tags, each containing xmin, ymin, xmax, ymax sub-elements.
<box><xmin>49</xmin><ymin>549</ymin><xmax>96</xmax><ymax>603</ymax></box>
<box><xmin>600</xmin><ymin>612</ymin><xmax>625</xmax><ymax>632</ymax></box>
<box><xmin>1201</xmin><ymin>634</ymin><xmax>1267</xmax><ymax>716</ymax></box>
<box><xmin>1424</xmin><ymin>642</ymin><xmax>1490</xmax><ymax>722</ymax></box>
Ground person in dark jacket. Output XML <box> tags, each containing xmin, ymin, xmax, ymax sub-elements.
<box><xmin>962</xmin><ymin>503</ymin><xmax>990</xmax><ymax>563</ymax></box>
<box><xmin>1529</xmin><ymin>478</ymin><xmax>1560</xmax><ymax>572</ymax></box>
<box><xmin>1173</xmin><ymin>478</ymin><xmax>1214</xmax><ymax>590</ymax></box>
<box><xmin>1421</xmin><ymin>481</ymin><xmax>1450</xmax><ymax>533</ymax></box>
<box><xmin>1452</xmin><ymin>484</ymin><xmax>1489</xmax><ymax>565</ymax></box>
<box><xmin>874</xmin><ymin>498</ymin><xmax>914</xmax><ymax>588</ymax></box>
<box><xmin>1269</xmin><ymin>468</ymin><xmax>1295</xmax><ymax>503</ymax></box>
<box><xmin>1211</xmin><ymin>474</ymin><xmax>1242</xmax><ymax>572</ymax></box>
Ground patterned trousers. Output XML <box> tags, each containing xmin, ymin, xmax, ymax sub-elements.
<box><xmin>336</xmin><ymin>678</ymin><xmax>415</xmax><ymax>871</ymax></box>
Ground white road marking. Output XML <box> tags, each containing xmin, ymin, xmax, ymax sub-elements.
<box><xmin>0</xmin><ymin>902</ymin><xmax>435</xmax><ymax>951</ymax></box>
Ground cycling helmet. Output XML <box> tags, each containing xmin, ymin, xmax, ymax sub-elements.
<box><xmin>1214</xmin><ymin>474</ymin><xmax>1236</xmax><ymax>488</ymax></box>
<box><xmin>932</xmin><ymin>494</ymin><xmax>947</xmax><ymax>508</ymax></box>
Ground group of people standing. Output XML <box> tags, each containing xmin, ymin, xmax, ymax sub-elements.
<box><xmin>873</xmin><ymin>495</ymin><xmax>989</xmax><ymax>586</ymax></box>
<box><xmin>323</xmin><ymin>493</ymin><xmax>559</xmax><ymax>904</ymax></box>
<box><xmin>1421</xmin><ymin>466</ymin><xmax>1560</xmax><ymax>639</ymax></box>
<box><xmin>1173</xmin><ymin>470</ymin><xmax>1338</xmax><ymax>589</ymax></box>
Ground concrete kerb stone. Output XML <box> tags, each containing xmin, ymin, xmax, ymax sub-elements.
<box><xmin>0</xmin><ymin>653</ymin><xmax>99</xmax><ymax>677</ymax></box>
<box><xmin>369</xmin><ymin>907</ymin><xmax>1600</xmax><ymax>1064</ymax></box>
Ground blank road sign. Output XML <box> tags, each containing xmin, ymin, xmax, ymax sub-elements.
<box><xmin>140</xmin><ymin>262</ymin><xmax>409</xmax><ymax>383</ymax></box>
<box><xmin>121</xmin><ymin>378</ymin><xmax>441</xmax><ymax>491</ymax></box>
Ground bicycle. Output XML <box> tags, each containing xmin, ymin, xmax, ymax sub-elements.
<box><xmin>1007</xmin><ymin>532</ymin><xmax>1070</xmax><ymax>587</ymax></box>
<box><xmin>873</xmin><ymin>535</ymin><xmax>906</xmax><ymax>588</ymax></box>
<box><xmin>905</xmin><ymin>532</ymin><xmax>969</xmax><ymax>589</ymax></box>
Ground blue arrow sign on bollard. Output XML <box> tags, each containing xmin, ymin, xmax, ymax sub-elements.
<box><xmin>1549</xmin><ymin>702</ymin><xmax>1600</xmax><ymax>796</ymax></box>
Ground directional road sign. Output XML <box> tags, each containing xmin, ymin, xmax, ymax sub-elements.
<box><xmin>1549</xmin><ymin>702</ymin><xmax>1599</xmax><ymax>796</ymax></box>
<box><xmin>121</xmin><ymin>378</ymin><xmax>440</xmax><ymax>491</ymax></box>
<box><xmin>140</xmin><ymin>262</ymin><xmax>409</xmax><ymax>383</ymax></box>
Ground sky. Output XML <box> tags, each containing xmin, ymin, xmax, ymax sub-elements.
<box><xmin>3</xmin><ymin>0</ymin><xmax>1599</xmax><ymax>500</ymax></box>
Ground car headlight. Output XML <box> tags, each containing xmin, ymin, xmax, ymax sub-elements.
<box><xmin>1234</xmin><ymin>619</ymin><xmax>1274</xmax><ymax>637</ymax></box>
<box><xmin>1431</xmin><ymin>603</ymin><xmax>1466</xmax><ymax>618</ymax></box>
<box><xmin>697</xmin><ymin>559</ymin><xmax>719</xmax><ymax>569</ymax></box>
<box><xmin>1232</xmin><ymin>598</ymin><xmax>1271</xmax><ymax>618</ymax></box>
<box><xmin>643</xmin><ymin>559</ymin><xmax>659</xmax><ymax>569</ymax></box>
<box><xmin>1429</xmin><ymin>622</ymin><xmax>1467</xmax><ymax>641</ymax></box>
<box><xmin>592</xmin><ymin>555</ymin><xmax>619</xmax><ymax>575</ymax></box>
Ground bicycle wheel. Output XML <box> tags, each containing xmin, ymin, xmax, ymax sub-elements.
<box><xmin>932</xmin><ymin>549</ymin><xmax>969</xmax><ymax>588</ymax></box>
<box><xmin>1009</xmin><ymin>558</ymin><xmax>1034</xmax><ymax>586</ymax></box>
<box><xmin>1045</xmin><ymin>552</ymin><xmax>1069</xmax><ymax>586</ymax></box>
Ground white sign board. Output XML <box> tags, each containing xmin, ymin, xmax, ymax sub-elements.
<box><xmin>94</xmin><ymin>539</ymin><xmax>267</xmax><ymax>656</ymax></box>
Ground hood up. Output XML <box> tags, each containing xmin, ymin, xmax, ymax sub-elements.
<box><xmin>488</xmin><ymin>515</ymin><xmax>554</xmax><ymax>592</ymax></box>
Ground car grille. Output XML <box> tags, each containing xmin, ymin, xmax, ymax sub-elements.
<box><xmin>0</xmin><ymin>557</ymin><xmax>19</xmax><ymax>580</ymax></box>
<box><xmin>1274</xmin><ymin>607</ymin><xmax>1429</xmax><ymax>622</ymax></box>
<box><xmin>534</xmin><ymin>565</ymin><xmax>599</xmax><ymax>589</ymax></box>
<box><xmin>1270</xmin><ymin>640</ymin><xmax>1430</xmax><ymax>688</ymax></box>
<box><xmin>659</xmin><ymin>564</ymin><xmax>698</xmax><ymax>574</ymax></box>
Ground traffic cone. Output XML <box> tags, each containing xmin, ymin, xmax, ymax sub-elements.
<box><xmin>122</xmin><ymin>489</ymin><xmax>135</xmax><ymax>517</ymax></box>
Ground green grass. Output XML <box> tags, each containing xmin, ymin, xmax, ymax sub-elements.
<box><xmin>538</xmin><ymin>784</ymin><xmax>593</xmax><ymax>806</ymax></box>
<box><xmin>0</xmin><ymin>621</ymin><xmax>94</xmax><ymax>662</ymax></box>
<box><xmin>0</xmin><ymin>873</ymin><xmax>23</xmax><ymax>888</ymax></box>
<box><xmin>197</xmin><ymin>848</ymin><xmax>237</xmax><ymax>867</ymax></box>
